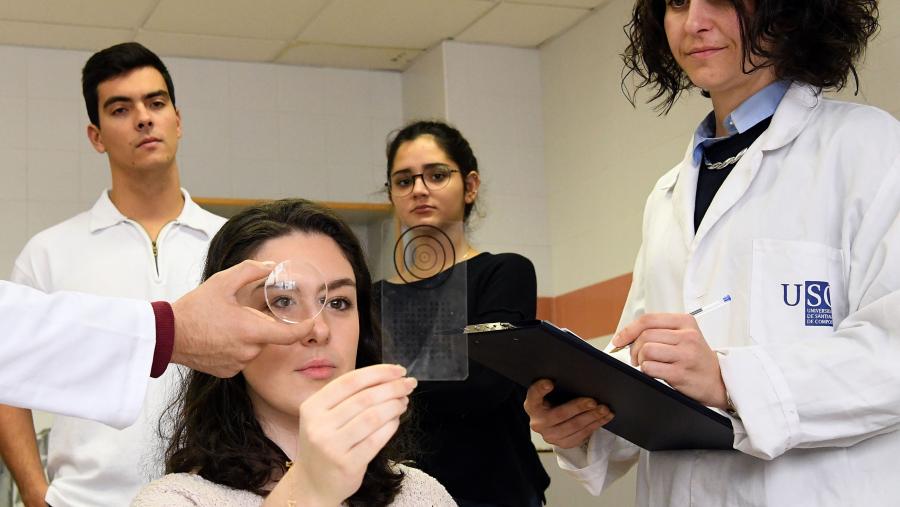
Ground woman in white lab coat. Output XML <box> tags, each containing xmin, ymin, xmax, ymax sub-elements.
<box><xmin>525</xmin><ymin>0</ymin><xmax>900</xmax><ymax>506</ymax></box>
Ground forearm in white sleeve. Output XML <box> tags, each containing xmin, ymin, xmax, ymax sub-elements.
<box><xmin>0</xmin><ymin>281</ymin><xmax>156</xmax><ymax>429</ymax></box>
<box><xmin>720</xmin><ymin>159</ymin><xmax>900</xmax><ymax>460</ymax></box>
<box><xmin>554</xmin><ymin>428</ymin><xmax>640</xmax><ymax>495</ymax></box>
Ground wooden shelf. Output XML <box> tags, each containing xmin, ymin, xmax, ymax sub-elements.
<box><xmin>193</xmin><ymin>197</ymin><xmax>394</xmax><ymax>224</ymax></box>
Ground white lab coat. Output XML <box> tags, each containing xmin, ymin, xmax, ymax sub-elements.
<box><xmin>0</xmin><ymin>281</ymin><xmax>155</xmax><ymax>429</ymax></box>
<box><xmin>556</xmin><ymin>83</ymin><xmax>900</xmax><ymax>506</ymax></box>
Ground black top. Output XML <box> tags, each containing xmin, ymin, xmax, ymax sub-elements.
<box><xmin>374</xmin><ymin>252</ymin><xmax>550</xmax><ymax>506</ymax></box>
<box><xmin>694</xmin><ymin>116</ymin><xmax>772</xmax><ymax>231</ymax></box>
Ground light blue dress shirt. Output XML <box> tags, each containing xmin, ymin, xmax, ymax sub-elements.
<box><xmin>691</xmin><ymin>80</ymin><xmax>791</xmax><ymax>166</ymax></box>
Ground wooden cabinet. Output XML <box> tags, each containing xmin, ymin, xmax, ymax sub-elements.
<box><xmin>193</xmin><ymin>197</ymin><xmax>392</xmax><ymax>222</ymax></box>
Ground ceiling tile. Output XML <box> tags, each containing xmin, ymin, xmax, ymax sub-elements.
<box><xmin>502</xmin><ymin>0</ymin><xmax>610</xmax><ymax>8</ymax></box>
<box><xmin>276</xmin><ymin>43</ymin><xmax>420</xmax><ymax>71</ymax></box>
<box><xmin>135</xmin><ymin>30</ymin><xmax>285</xmax><ymax>63</ymax></box>
<box><xmin>0</xmin><ymin>21</ymin><xmax>134</xmax><ymax>52</ymax></box>
<box><xmin>0</xmin><ymin>0</ymin><xmax>156</xmax><ymax>28</ymax></box>
<box><xmin>144</xmin><ymin>0</ymin><xmax>329</xmax><ymax>40</ymax></box>
<box><xmin>456</xmin><ymin>2</ymin><xmax>588</xmax><ymax>47</ymax></box>
<box><xmin>298</xmin><ymin>0</ymin><xmax>494</xmax><ymax>50</ymax></box>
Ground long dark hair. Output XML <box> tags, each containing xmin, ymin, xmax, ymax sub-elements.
<box><xmin>163</xmin><ymin>199</ymin><xmax>404</xmax><ymax>505</ymax></box>
<box><xmin>621</xmin><ymin>0</ymin><xmax>880</xmax><ymax>113</ymax></box>
<box><xmin>386</xmin><ymin>120</ymin><xmax>480</xmax><ymax>221</ymax></box>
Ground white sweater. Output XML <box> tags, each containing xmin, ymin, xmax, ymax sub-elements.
<box><xmin>131</xmin><ymin>464</ymin><xmax>457</xmax><ymax>507</ymax></box>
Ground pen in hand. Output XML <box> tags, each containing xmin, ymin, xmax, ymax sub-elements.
<box><xmin>606</xmin><ymin>294</ymin><xmax>733</xmax><ymax>354</ymax></box>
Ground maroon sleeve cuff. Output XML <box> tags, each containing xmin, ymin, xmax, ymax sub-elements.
<box><xmin>150</xmin><ymin>301</ymin><xmax>175</xmax><ymax>378</ymax></box>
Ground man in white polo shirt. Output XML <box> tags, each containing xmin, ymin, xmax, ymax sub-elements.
<box><xmin>0</xmin><ymin>42</ymin><xmax>225</xmax><ymax>506</ymax></box>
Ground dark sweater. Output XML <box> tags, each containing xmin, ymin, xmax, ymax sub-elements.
<box><xmin>375</xmin><ymin>252</ymin><xmax>550</xmax><ymax>506</ymax></box>
<box><xmin>694</xmin><ymin>116</ymin><xmax>773</xmax><ymax>231</ymax></box>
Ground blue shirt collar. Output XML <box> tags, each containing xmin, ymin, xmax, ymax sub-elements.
<box><xmin>691</xmin><ymin>80</ymin><xmax>790</xmax><ymax>166</ymax></box>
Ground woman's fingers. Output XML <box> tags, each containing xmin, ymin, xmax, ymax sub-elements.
<box><xmin>526</xmin><ymin>380</ymin><xmax>592</xmax><ymax>425</ymax></box>
<box><xmin>346</xmin><ymin>416</ymin><xmax>402</xmax><ymax>466</ymax></box>
<box><xmin>524</xmin><ymin>380</ymin><xmax>613</xmax><ymax>449</ymax></box>
<box><xmin>636</xmin><ymin>341</ymin><xmax>680</xmax><ymax>365</ymax></box>
<box><xmin>554</xmin><ymin>417</ymin><xmax>610</xmax><ymax>449</ymax></box>
<box><xmin>326</xmin><ymin>376</ymin><xmax>416</xmax><ymax>430</ymax></box>
<box><xmin>338</xmin><ymin>398</ymin><xmax>409</xmax><ymax>459</ymax></box>
<box><xmin>309</xmin><ymin>364</ymin><xmax>407</xmax><ymax>410</ymax></box>
<box><xmin>299</xmin><ymin>367</ymin><xmax>413</xmax><ymax>461</ymax></box>
<box><xmin>536</xmin><ymin>402</ymin><xmax>613</xmax><ymax>448</ymax></box>
<box><xmin>304</xmin><ymin>398</ymin><xmax>407</xmax><ymax>480</ymax></box>
<box><xmin>630</xmin><ymin>328</ymin><xmax>683</xmax><ymax>366</ymax></box>
<box><xmin>338</xmin><ymin>395</ymin><xmax>409</xmax><ymax>447</ymax></box>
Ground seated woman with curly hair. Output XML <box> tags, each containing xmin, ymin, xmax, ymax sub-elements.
<box><xmin>132</xmin><ymin>199</ymin><xmax>455</xmax><ymax>506</ymax></box>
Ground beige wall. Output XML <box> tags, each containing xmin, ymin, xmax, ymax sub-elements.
<box><xmin>401</xmin><ymin>44</ymin><xmax>446</xmax><ymax>122</ymax></box>
<box><xmin>401</xmin><ymin>40</ymin><xmax>555</xmax><ymax>295</ymax></box>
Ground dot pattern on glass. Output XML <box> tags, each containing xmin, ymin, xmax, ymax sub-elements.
<box><xmin>264</xmin><ymin>259</ymin><xmax>327</xmax><ymax>324</ymax></box>
<box><xmin>381</xmin><ymin>221</ymin><xmax>468</xmax><ymax>380</ymax></box>
<box><xmin>380</xmin><ymin>272</ymin><xmax>468</xmax><ymax>380</ymax></box>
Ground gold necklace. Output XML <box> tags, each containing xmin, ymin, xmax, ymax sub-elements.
<box><xmin>285</xmin><ymin>460</ymin><xmax>296</xmax><ymax>507</ymax></box>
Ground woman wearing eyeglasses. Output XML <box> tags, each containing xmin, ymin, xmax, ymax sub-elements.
<box><xmin>376</xmin><ymin>120</ymin><xmax>549</xmax><ymax>507</ymax></box>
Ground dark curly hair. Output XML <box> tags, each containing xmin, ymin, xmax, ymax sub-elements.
<box><xmin>621</xmin><ymin>0</ymin><xmax>880</xmax><ymax>113</ymax></box>
<box><xmin>162</xmin><ymin>199</ymin><xmax>406</xmax><ymax>506</ymax></box>
<box><xmin>385</xmin><ymin>120</ymin><xmax>480</xmax><ymax>221</ymax></box>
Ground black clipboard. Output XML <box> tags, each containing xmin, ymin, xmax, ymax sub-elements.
<box><xmin>465</xmin><ymin>321</ymin><xmax>734</xmax><ymax>451</ymax></box>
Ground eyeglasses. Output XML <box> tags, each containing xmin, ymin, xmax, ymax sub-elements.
<box><xmin>386</xmin><ymin>165</ymin><xmax>460</xmax><ymax>197</ymax></box>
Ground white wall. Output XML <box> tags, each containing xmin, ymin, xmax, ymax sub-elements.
<box><xmin>0</xmin><ymin>44</ymin><xmax>403</xmax><ymax>279</ymax></box>
<box><xmin>401</xmin><ymin>44</ymin><xmax>446</xmax><ymax>122</ymax></box>
<box><xmin>400</xmin><ymin>40</ymin><xmax>555</xmax><ymax>296</ymax></box>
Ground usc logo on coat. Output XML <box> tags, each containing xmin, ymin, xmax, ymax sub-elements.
<box><xmin>781</xmin><ymin>281</ymin><xmax>832</xmax><ymax>327</ymax></box>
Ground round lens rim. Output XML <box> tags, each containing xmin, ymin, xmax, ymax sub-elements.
<box><xmin>263</xmin><ymin>259</ymin><xmax>328</xmax><ymax>324</ymax></box>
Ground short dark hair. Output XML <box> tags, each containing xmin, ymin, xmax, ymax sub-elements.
<box><xmin>386</xmin><ymin>120</ymin><xmax>480</xmax><ymax>221</ymax></box>
<box><xmin>621</xmin><ymin>0</ymin><xmax>880</xmax><ymax>113</ymax></box>
<box><xmin>163</xmin><ymin>199</ymin><xmax>405</xmax><ymax>506</ymax></box>
<box><xmin>81</xmin><ymin>42</ymin><xmax>176</xmax><ymax>127</ymax></box>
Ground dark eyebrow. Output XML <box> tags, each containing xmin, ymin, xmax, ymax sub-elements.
<box><xmin>102</xmin><ymin>90</ymin><xmax>170</xmax><ymax>110</ymax></box>
<box><xmin>102</xmin><ymin>95</ymin><xmax>133</xmax><ymax>109</ymax></box>
<box><xmin>324</xmin><ymin>278</ymin><xmax>356</xmax><ymax>292</ymax></box>
<box><xmin>144</xmin><ymin>90</ymin><xmax>170</xmax><ymax>102</ymax></box>
<box><xmin>252</xmin><ymin>277</ymin><xmax>356</xmax><ymax>293</ymax></box>
<box><xmin>391</xmin><ymin>163</ymin><xmax>451</xmax><ymax>176</ymax></box>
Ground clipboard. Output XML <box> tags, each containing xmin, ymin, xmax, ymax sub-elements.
<box><xmin>464</xmin><ymin>321</ymin><xmax>735</xmax><ymax>451</ymax></box>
